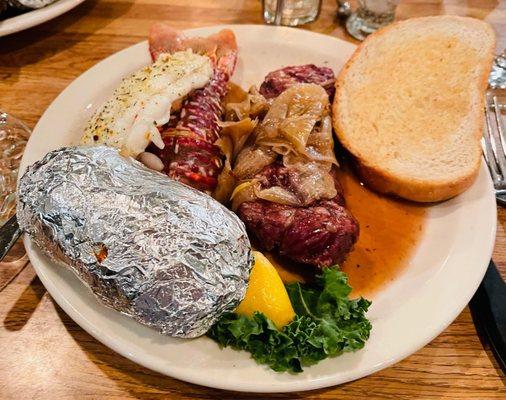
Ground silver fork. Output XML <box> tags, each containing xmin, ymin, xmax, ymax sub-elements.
<box><xmin>482</xmin><ymin>93</ymin><xmax>506</xmax><ymax>205</ymax></box>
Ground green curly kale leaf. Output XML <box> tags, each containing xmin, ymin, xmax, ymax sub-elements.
<box><xmin>208</xmin><ymin>268</ymin><xmax>372</xmax><ymax>373</ymax></box>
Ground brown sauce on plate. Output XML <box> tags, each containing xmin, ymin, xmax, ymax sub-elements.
<box><xmin>267</xmin><ymin>166</ymin><xmax>427</xmax><ymax>298</ymax></box>
<box><xmin>224</xmin><ymin>82</ymin><xmax>427</xmax><ymax>297</ymax></box>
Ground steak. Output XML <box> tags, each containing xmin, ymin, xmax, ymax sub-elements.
<box><xmin>259</xmin><ymin>64</ymin><xmax>336</xmax><ymax>100</ymax></box>
<box><xmin>234</xmin><ymin>65</ymin><xmax>359</xmax><ymax>268</ymax></box>
<box><xmin>238</xmin><ymin>163</ymin><xmax>359</xmax><ymax>267</ymax></box>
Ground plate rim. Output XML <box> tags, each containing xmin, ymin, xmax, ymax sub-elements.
<box><xmin>19</xmin><ymin>24</ymin><xmax>497</xmax><ymax>392</ymax></box>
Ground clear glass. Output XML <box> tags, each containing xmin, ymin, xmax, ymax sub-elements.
<box><xmin>489</xmin><ymin>50</ymin><xmax>506</xmax><ymax>90</ymax></box>
<box><xmin>346</xmin><ymin>0</ymin><xmax>399</xmax><ymax>41</ymax></box>
<box><xmin>0</xmin><ymin>111</ymin><xmax>30</xmax><ymax>226</ymax></box>
<box><xmin>263</xmin><ymin>0</ymin><xmax>322</xmax><ymax>26</ymax></box>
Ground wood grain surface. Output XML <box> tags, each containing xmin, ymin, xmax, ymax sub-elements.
<box><xmin>1</xmin><ymin>0</ymin><xmax>505</xmax><ymax>398</ymax></box>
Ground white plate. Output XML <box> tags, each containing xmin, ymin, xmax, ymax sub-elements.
<box><xmin>0</xmin><ymin>0</ymin><xmax>85</xmax><ymax>37</ymax></box>
<box><xmin>19</xmin><ymin>25</ymin><xmax>497</xmax><ymax>392</ymax></box>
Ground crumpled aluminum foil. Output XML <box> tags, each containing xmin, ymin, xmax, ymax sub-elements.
<box><xmin>17</xmin><ymin>146</ymin><xmax>253</xmax><ymax>338</ymax></box>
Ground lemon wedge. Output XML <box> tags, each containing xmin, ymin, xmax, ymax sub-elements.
<box><xmin>236</xmin><ymin>251</ymin><xmax>295</xmax><ymax>329</ymax></box>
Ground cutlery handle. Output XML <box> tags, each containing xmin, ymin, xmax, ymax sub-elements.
<box><xmin>470</xmin><ymin>261</ymin><xmax>506</xmax><ymax>373</ymax></box>
<box><xmin>273</xmin><ymin>0</ymin><xmax>285</xmax><ymax>25</ymax></box>
<box><xmin>0</xmin><ymin>214</ymin><xmax>21</xmax><ymax>262</ymax></box>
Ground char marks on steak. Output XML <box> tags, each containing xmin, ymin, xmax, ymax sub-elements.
<box><xmin>259</xmin><ymin>64</ymin><xmax>336</xmax><ymax>100</ymax></box>
<box><xmin>148</xmin><ymin>25</ymin><xmax>237</xmax><ymax>193</ymax></box>
<box><xmin>238</xmin><ymin>162</ymin><xmax>358</xmax><ymax>267</ymax></box>
<box><xmin>280</xmin><ymin>200</ymin><xmax>358</xmax><ymax>267</ymax></box>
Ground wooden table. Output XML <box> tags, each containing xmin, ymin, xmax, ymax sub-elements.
<box><xmin>1</xmin><ymin>0</ymin><xmax>505</xmax><ymax>398</ymax></box>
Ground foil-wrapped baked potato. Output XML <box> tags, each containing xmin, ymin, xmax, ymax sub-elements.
<box><xmin>17</xmin><ymin>146</ymin><xmax>253</xmax><ymax>338</ymax></box>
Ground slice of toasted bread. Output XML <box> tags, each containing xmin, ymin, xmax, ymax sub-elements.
<box><xmin>333</xmin><ymin>16</ymin><xmax>495</xmax><ymax>202</ymax></box>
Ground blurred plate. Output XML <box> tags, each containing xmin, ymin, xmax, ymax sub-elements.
<box><xmin>18</xmin><ymin>25</ymin><xmax>497</xmax><ymax>392</ymax></box>
<box><xmin>0</xmin><ymin>0</ymin><xmax>85</xmax><ymax>37</ymax></box>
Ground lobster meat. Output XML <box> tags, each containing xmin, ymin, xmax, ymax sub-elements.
<box><xmin>148</xmin><ymin>24</ymin><xmax>238</xmax><ymax>193</ymax></box>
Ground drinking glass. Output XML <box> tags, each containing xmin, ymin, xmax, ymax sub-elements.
<box><xmin>263</xmin><ymin>0</ymin><xmax>322</xmax><ymax>26</ymax></box>
<box><xmin>346</xmin><ymin>0</ymin><xmax>399</xmax><ymax>41</ymax></box>
<box><xmin>0</xmin><ymin>111</ymin><xmax>30</xmax><ymax>264</ymax></box>
<box><xmin>489</xmin><ymin>50</ymin><xmax>506</xmax><ymax>90</ymax></box>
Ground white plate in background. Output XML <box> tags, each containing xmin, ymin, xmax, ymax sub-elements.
<box><xmin>0</xmin><ymin>0</ymin><xmax>85</xmax><ymax>37</ymax></box>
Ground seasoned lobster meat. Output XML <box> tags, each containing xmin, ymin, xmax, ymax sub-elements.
<box><xmin>148</xmin><ymin>24</ymin><xmax>238</xmax><ymax>193</ymax></box>
<box><xmin>81</xmin><ymin>51</ymin><xmax>213</xmax><ymax>158</ymax></box>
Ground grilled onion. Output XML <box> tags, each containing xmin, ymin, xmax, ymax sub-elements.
<box><xmin>231</xmin><ymin>180</ymin><xmax>256</xmax><ymax>210</ymax></box>
<box><xmin>255</xmin><ymin>186</ymin><xmax>300</xmax><ymax>206</ymax></box>
<box><xmin>256</xmin><ymin>84</ymin><xmax>328</xmax><ymax>154</ymax></box>
<box><xmin>305</xmin><ymin>115</ymin><xmax>338</xmax><ymax>165</ymax></box>
<box><xmin>233</xmin><ymin>145</ymin><xmax>277</xmax><ymax>180</ymax></box>
<box><xmin>213</xmin><ymin>136</ymin><xmax>236</xmax><ymax>203</ymax></box>
<box><xmin>223</xmin><ymin>83</ymin><xmax>338</xmax><ymax>208</ymax></box>
<box><xmin>225</xmin><ymin>85</ymin><xmax>269</xmax><ymax>121</ymax></box>
<box><xmin>283</xmin><ymin>156</ymin><xmax>337</xmax><ymax>205</ymax></box>
<box><xmin>219</xmin><ymin>118</ymin><xmax>257</xmax><ymax>159</ymax></box>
